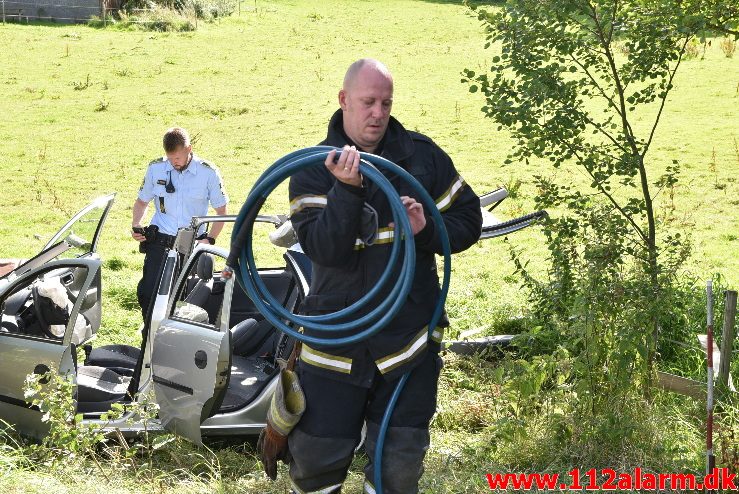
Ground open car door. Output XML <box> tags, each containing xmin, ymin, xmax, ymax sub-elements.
<box><xmin>0</xmin><ymin>258</ymin><xmax>101</xmax><ymax>439</ymax></box>
<box><xmin>151</xmin><ymin>253</ymin><xmax>232</xmax><ymax>445</ymax></box>
<box><xmin>6</xmin><ymin>194</ymin><xmax>115</xmax><ymax>280</ymax></box>
<box><xmin>43</xmin><ymin>193</ymin><xmax>116</xmax><ymax>258</ymax></box>
<box><xmin>2</xmin><ymin>194</ymin><xmax>114</xmax><ymax>342</ymax></box>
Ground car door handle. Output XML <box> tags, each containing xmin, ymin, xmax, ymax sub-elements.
<box><xmin>61</xmin><ymin>273</ymin><xmax>75</xmax><ymax>285</ymax></box>
<box><xmin>194</xmin><ymin>350</ymin><xmax>208</xmax><ymax>369</ymax></box>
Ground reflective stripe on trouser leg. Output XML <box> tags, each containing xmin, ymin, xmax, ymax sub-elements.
<box><xmin>290</xmin><ymin>480</ymin><xmax>343</xmax><ymax>494</ymax></box>
<box><xmin>288</xmin><ymin>427</ymin><xmax>356</xmax><ymax>494</ymax></box>
<box><xmin>363</xmin><ymin>421</ymin><xmax>430</xmax><ymax>494</ymax></box>
<box><xmin>363</xmin><ymin>351</ymin><xmax>442</xmax><ymax>493</ymax></box>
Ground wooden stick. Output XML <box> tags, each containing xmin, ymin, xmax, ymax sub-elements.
<box><xmin>706</xmin><ymin>280</ymin><xmax>715</xmax><ymax>483</ymax></box>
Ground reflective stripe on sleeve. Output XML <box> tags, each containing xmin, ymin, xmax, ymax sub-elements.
<box><xmin>431</xmin><ymin>327</ymin><xmax>444</xmax><ymax>344</ymax></box>
<box><xmin>290</xmin><ymin>195</ymin><xmax>327</xmax><ymax>214</ymax></box>
<box><xmin>435</xmin><ymin>175</ymin><xmax>466</xmax><ymax>212</ymax></box>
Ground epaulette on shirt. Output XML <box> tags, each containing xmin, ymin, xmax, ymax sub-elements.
<box><xmin>149</xmin><ymin>156</ymin><xmax>166</xmax><ymax>166</ymax></box>
<box><xmin>200</xmin><ymin>160</ymin><xmax>215</xmax><ymax>169</ymax></box>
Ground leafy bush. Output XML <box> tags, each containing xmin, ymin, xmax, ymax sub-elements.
<box><xmin>90</xmin><ymin>7</ymin><xmax>197</xmax><ymax>32</ymax></box>
<box><xmin>23</xmin><ymin>370</ymin><xmax>114</xmax><ymax>462</ymax></box>
<box><xmin>105</xmin><ymin>0</ymin><xmax>236</xmax><ymax>24</ymax></box>
<box><xmin>181</xmin><ymin>0</ymin><xmax>237</xmax><ymax>20</ymax></box>
<box><xmin>92</xmin><ymin>0</ymin><xmax>237</xmax><ymax>32</ymax></box>
<box><xmin>720</xmin><ymin>37</ymin><xmax>737</xmax><ymax>58</ymax></box>
<box><xmin>717</xmin><ymin>392</ymin><xmax>739</xmax><ymax>473</ymax></box>
<box><xmin>105</xmin><ymin>257</ymin><xmax>126</xmax><ymax>271</ymax></box>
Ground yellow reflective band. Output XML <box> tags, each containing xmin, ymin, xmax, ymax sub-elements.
<box><xmin>301</xmin><ymin>345</ymin><xmax>353</xmax><ymax>374</ymax></box>
<box><xmin>290</xmin><ymin>195</ymin><xmax>327</xmax><ymax>214</ymax></box>
<box><xmin>267</xmin><ymin>408</ymin><xmax>291</xmax><ymax>435</ymax></box>
<box><xmin>354</xmin><ymin>227</ymin><xmax>396</xmax><ymax>250</ymax></box>
<box><xmin>267</xmin><ymin>395</ymin><xmax>299</xmax><ymax>434</ymax></box>
<box><xmin>374</xmin><ymin>227</ymin><xmax>395</xmax><ymax>245</ymax></box>
<box><xmin>291</xmin><ymin>481</ymin><xmax>344</xmax><ymax>494</ymax></box>
<box><xmin>431</xmin><ymin>327</ymin><xmax>444</xmax><ymax>343</ymax></box>
<box><xmin>375</xmin><ymin>326</ymin><xmax>429</xmax><ymax>374</ymax></box>
<box><xmin>435</xmin><ymin>175</ymin><xmax>466</xmax><ymax>212</ymax></box>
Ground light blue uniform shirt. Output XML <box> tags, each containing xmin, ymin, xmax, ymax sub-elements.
<box><xmin>138</xmin><ymin>154</ymin><xmax>228</xmax><ymax>236</ymax></box>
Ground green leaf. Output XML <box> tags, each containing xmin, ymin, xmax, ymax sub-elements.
<box><xmin>152</xmin><ymin>435</ymin><xmax>176</xmax><ymax>450</ymax></box>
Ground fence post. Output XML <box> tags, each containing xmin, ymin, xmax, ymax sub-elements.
<box><xmin>720</xmin><ymin>290</ymin><xmax>737</xmax><ymax>388</ymax></box>
<box><xmin>706</xmin><ymin>280</ymin><xmax>715</xmax><ymax>485</ymax></box>
<box><xmin>2</xmin><ymin>0</ymin><xmax>6</xmax><ymax>24</ymax></box>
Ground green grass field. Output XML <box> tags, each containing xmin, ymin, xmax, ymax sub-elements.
<box><xmin>0</xmin><ymin>0</ymin><xmax>737</xmax><ymax>491</ymax></box>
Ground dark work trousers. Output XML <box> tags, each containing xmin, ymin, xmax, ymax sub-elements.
<box><xmin>136</xmin><ymin>243</ymin><xmax>168</xmax><ymax>319</ymax></box>
<box><xmin>288</xmin><ymin>350</ymin><xmax>443</xmax><ymax>494</ymax></box>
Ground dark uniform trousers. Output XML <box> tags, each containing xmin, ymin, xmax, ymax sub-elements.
<box><xmin>288</xmin><ymin>349</ymin><xmax>443</xmax><ymax>494</ymax></box>
<box><xmin>136</xmin><ymin>243</ymin><xmax>168</xmax><ymax>319</ymax></box>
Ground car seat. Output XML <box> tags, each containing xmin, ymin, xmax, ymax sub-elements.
<box><xmin>86</xmin><ymin>254</ymin><xmax>213</xmax><ymax>370</ymax></box>
<box><xmin>76</xmin><ymin>365</ymin><xmax>131</xmax><ymax>414</ymax></box>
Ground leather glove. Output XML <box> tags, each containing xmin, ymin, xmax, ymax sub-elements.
<box><xmin>257</xmin><ymin>423</ymin><xmax>289</xmax><ymax>481</ymax></box>
<box><xmin>257</xmin><ymin>368</ymin><xmax>305</xmax><ymax>480</ymax></box>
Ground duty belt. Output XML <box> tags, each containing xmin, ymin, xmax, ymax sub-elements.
<box><xmin>150</xmin><ymin>232</ymin><xmax>176</xmax><ymax>249</ymax></box>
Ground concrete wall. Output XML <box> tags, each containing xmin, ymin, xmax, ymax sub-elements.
<box><xmin>1</xmin><ymin>0</ymin><xmax>101</xmax><ymax>23</ymax></box>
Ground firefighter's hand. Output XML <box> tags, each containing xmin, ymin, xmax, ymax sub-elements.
<box><xmin>325</xmin><ymin>145</ymin><xmax>362</xmax><ymax>187</ymax></box>
<box><xmin>388</xmin><ymin>196</ymin><xmax>426</xmax><ymax>235</ymax></box>
<box><xmin>257</xmin><ymin>423</ymin><xmax>289</xmax><ymax>481</ymax></box>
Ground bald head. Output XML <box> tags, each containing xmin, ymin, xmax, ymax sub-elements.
<box><xmin>338</xmin><ymin>59</ymin><xmax>394</xmax><ymax>153</ymax></box>
<box><xmin>342</xmin><ymin>58</ymin><xmax>393</xmax><ymax>91</ymax></box>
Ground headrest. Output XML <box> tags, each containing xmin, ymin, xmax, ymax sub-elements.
<box><xmin>196</xmin><ymin>253</ymin><xmax>214</xmax><ymax>281</ymax></box>
<box><xmin>173</xmin><ymin>302</ymin><xmax>209</xmax><ymax>323</ymax></box>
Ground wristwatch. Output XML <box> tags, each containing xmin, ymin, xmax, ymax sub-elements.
<box><xmin>197</xmin><ymin>233</ymin><xmax>216</xmax><ymax>245</ymax></box>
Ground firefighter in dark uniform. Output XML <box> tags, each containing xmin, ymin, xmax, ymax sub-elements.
<box><xmin>269</xmin><ymin>59</ymin><xmax>482</xmax><ymax>493</ymax></box>
<box><xmin>132</xmin><ymin>127</ymin><xmax>228</xmax><ymax>318</ymax></box>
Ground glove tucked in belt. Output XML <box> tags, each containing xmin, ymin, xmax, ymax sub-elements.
<box><xmin>258</xmin><ymin>343</ymin><xmax>305</xmax><ymax>480</ymax></box>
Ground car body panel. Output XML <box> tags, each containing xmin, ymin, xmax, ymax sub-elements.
<box><xmin>151</xmin><ymin>318</ymin><xmax>230</xmax><ymax>444</ymax></box>
<box><xmin>0</xmin><ymin>257</ymin><xmax>101</xmax><ymax>438</ymax></box>
<box><xmin>152</xmin><ymin>249</ymin><xmax>232</xmax><ymax>445</ymax></box>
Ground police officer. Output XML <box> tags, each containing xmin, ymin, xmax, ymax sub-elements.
<box><xmin>132</xmin><ymin>127</ymin><xmax>228</xmax><ymax>318</ymax></box>
<box><xmin>260</xmin><ymin>60</ymin><xmax>482</xmax><ymax>493</ymax></box>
